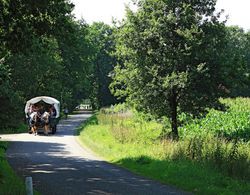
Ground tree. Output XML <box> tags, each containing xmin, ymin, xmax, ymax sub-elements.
<box><xmin>0</xmin><ymin>0</ymin><xmax>76</xmax><ymax>103</ymax></box>
<box><xmin>1</xmin><ymin>0</ymin><xmax>74</xmax><ymax>53</ymax></box>
<box><xmin>222</xmin><ymin>27</ymin><xmax>250</xmax><ymax>97</ymax></box>
<box><xmin>87</xmin><ymin>22</ymin><xmax>118</xmax><ymax>109</ymax></box>
<box><xmin>55</xmin><ymin>19</ymin><xmax>93</xmax><ymax>109</ymax></box>
<box><xmin>0</xmin><ymin>0</ymin><xmax>93</xmax><ymax>128</ymax></box>
<box><xmin>0</xmin><ymin>56</ymin><xmax>23</xmax><ymax>128</ymax></box>
<box><xmin>7</xmin><ymin>37</ymin><xmax>64</xmax><ymax>99</ymax></box>
<box><xmin>111</xmin><ymin>0</ymin><xmax>227</xmax><ymax>138</ymax></box>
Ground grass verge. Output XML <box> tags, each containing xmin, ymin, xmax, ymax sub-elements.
<box><xmin>0</xmin><ymin>142</ymin><xmax>27</xmax><ymax>195</ymax></box>
<box><xmin>0</xmin><ymin>139</ymin><xmax>39</xmax><ymax>194</ymax></box>
<box><xmin>0</xmin><ymin>123</ymin><xmax>28</xmax><ymax>134</ymax></box>
<box><xmin>78</xmin><ymin>98</ymin><xmax>250</xmax><ymax>194</ymax></box>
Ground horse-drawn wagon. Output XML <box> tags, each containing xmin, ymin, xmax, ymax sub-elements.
<box><xmin>25</xmin><ymin>96</ymin><xmax>60</xmax><ymax>135</ymax></box>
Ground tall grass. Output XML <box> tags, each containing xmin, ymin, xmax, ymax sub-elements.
<box><xmin>98</xmin><ymin>110</ymin><xmax>162</xmax><ymax>144</ymax></box>
<box><xmin>164</xmin><ymin>136</ymin><xmax>250</xmax><ymax>180</ymax></box>
<box><xmin>97</xmin><ymin>108</ymin><xmax>250</xmax><ymax>180</ymax></box>
<box><xmin>78</xmin><ymin>98</ymin><xmax>250</xmax><ymax>194</ymax></box>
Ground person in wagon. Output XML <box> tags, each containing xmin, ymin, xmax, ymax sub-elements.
<box><xmin>27</xmin><ymin>104</ymin><xmax>35</xmax><ymax>116</ymax></box>
<box><xmin>28</xmin><ymin>104</ymin><xmax>38</xmax><ymax>126</ymax></box>
<box><xmin>49</xmin><ymin>104</ymin><xmax>57</xmax><ymax>118</ymax></box>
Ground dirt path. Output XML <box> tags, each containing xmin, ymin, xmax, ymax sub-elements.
<box><xmin>1</xmin><ymin>113</ymin><xmax>189</xmax><ymax>195</ymax></box>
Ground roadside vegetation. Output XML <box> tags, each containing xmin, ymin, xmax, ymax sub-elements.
<box><xmin>1</xmin><ymin>0</ymin><xmax>250</xmax><ymax>194</ymax></box>
<box><xmin>0</xmin><ymin>142</ymin><xmax>27</xmax><ymax>194</ymax></box>
<box><xmin>0</xmin><ymin>123</ymin><xmax>27</xmax><ymax>134</ymax></box>
<box><xmin>0</xmin><ymin>1</ymin><xmax>117</xmax><ymax>131</ymax></box>
<box><xmin>78</xmin><ymin>98</ymin><xmax>250</xmax><ymax>194</ymax></box>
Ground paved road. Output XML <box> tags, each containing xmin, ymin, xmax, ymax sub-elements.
<box><xmin>1</xmin><ymin>113</ymin><xmax>189</xmax><ymax>195</ymax></box>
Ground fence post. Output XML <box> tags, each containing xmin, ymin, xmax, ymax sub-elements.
<box><xmin>25</xmin><ymin>176</ymin><xmax>33</xmax><ymax>195</ymax></box>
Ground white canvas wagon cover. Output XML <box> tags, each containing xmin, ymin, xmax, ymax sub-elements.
<box><xmin>25</xmin><ymin>96</ymin><xmax>60</xmax><ymax>118</ymax></box>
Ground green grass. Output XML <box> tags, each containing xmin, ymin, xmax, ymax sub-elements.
<box><xmin>0</xmin><ymin>142</ymin><xmax>27</xmax><ymax>195</ymax></box>
<box><xmin>0</xmin><ymin>122</ymin><xmax>28</xmax><ymax>134</ymax></box>
<box><xmin>0</xmin><ymin>141</ymin><xmax>40</xmax><ymax>195</ymax></box>
<box><xmin>78</xmin><ymin>98</ymin><xmax>250</xmax><ymax>194</ymax></box>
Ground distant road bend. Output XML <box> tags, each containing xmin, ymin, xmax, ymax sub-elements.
<box><xmin>1</xmin><ymin>112</ymin><xmax>189</xmax><ymax>195</ymax></box>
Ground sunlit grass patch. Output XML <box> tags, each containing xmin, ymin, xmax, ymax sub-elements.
<box><xmin>78</xmin><ymin>98</ymin><xmax>250</xmax><ymax>194</ymax></box>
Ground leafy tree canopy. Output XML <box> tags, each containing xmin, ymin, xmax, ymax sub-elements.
<box><xmin>0</xmin><ymin>0</ymin><xmax>92</xmax><ymax>129</ymax></box>
<box><xmin>222</xmin><ymin>26</ymin><xmax>250</xmax><ymax>97</ymax></box>
<box><xmin>111</xmin><ymin>0</ymin><xmax>227</xmax><ymax>138</ymax></box>
<box><xmin>87</xmin><ymin>22</ymin><xmax>119</xmax><ymax>109</ymax></box>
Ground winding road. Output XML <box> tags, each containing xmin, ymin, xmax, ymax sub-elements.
<box><xmin>1</xmin><ymin>113</ymin><xmax>189</xmax><ymax>195</ymax></box>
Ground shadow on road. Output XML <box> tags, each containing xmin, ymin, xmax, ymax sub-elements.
<box><xmin>3</xmin><ymin>113</ymin><xmax>188</xmax><ymax>195</ymax></box>
<box><xmin>6</xmin><ymin>140</ymin><xmax>185</xmax><ymax>195</ymax></box>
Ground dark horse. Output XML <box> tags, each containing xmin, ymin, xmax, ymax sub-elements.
<box><xmin>30</xmin><ymin>111</ymin><xmax>50</xmax><ymax>135</ymax></box>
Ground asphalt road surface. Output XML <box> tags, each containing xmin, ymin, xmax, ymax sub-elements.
<box><xmin>1</xmin><ymin>113</ymin><xmax>189</xmax><ymax>195</ymax></box>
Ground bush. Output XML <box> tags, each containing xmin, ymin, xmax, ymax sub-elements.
<box><xmin>179</xmin><ymin>97</ymin><xmax>250</xmax><ymax>141</ymax></box>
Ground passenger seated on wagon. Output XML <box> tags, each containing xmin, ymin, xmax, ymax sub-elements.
<box><xmin>27</xmin><ymin>104</ymin><xmax>37</xmax><ymax>124</ymax></box>
<box><xmin>49</xmin><ymin>105</ymin><xmax>57</xmax><ymax>118</ymax></box>
<box><xmin>27</xmin><ymin>104</ymin><xmax>33</xmax><ymax>116</ymax></box>
<box><xmin>27</xmin><ymin>104</ymin><xmax>37</xmax><ymax>116</ymax></box>
<box><xmin>29</xmin><ymin>106</ymin><xmax>38</xmax><ymax>126</ymax></box>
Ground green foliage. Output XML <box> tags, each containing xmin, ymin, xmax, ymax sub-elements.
<box><xmin>111</xmin><ymin>0</ymin><xmax>227</xmax><ymax>137</ymax></box>
<box><xmin>0</xmin><ymin>142</ymin><xmax>27</xmax><ymax>194</ymax></box>
<box><xmin>98</xmin><ymin>106</ymin><xmax>161</xmax><ymax>144</ymax></box>
<box><xmin>0</xmin><ymin>142</ymin><xmax>7</xmax><ymax>153</ymax></box>
<box><xmin>87</xmin><ymin>22</ymin><xmax>119</xmax><ymax>109</ymax></box>
<box><xmin>179</xmin><ymin>98</ymin><xmax>250</xmax><ymax>141</ymax></box>
<box><xmin>78</xmin><ymin>98</ymin><xmax>250</xmax><ymax>194</ymax></box>
<box><xmin>221</xmin><ymin>26</ymin><xmax>250</xmax><ymax>97</ymax></box>
<box><xmin>0</xmin><ymin>57</ymin><xmax>23</xmax><ymax>129</ymax></box>
<box><xmin>8</xmin><ymin>37</ymin><xmax>63</xmax><ymax>99</ymax></box>
<box><xmin>100</xmin><ymin>103</ymin><xmax>129</xmax><ymax>114</ymax></box>
<box><xmin>55</xmin><ymin>19</ymin><xmax>93</xmax><ymax>110</ymax></box>
<box><xmin>169</xmin><ymin>136</ymin><xmax>250</xmax><ymax>180</ymax></box>
<box><xmin>0</xmin><ymin>1</ymin><xmax>95</xmax><ymax>130</ymax></box>
<box><xmin>0</xmin><ymin>123</ymin><xmax>27</xmax><ymax>134</ymax></box>
<box><xmin>0</xmin><ymin>0</ymin><xmax>74</xmax><ymax>53</ymax></box>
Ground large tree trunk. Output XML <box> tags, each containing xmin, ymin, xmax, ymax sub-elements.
<box><xmin>170</xmin><ymin>89</ymin><xmax>178</xmax><ymax>139</ymax></box>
